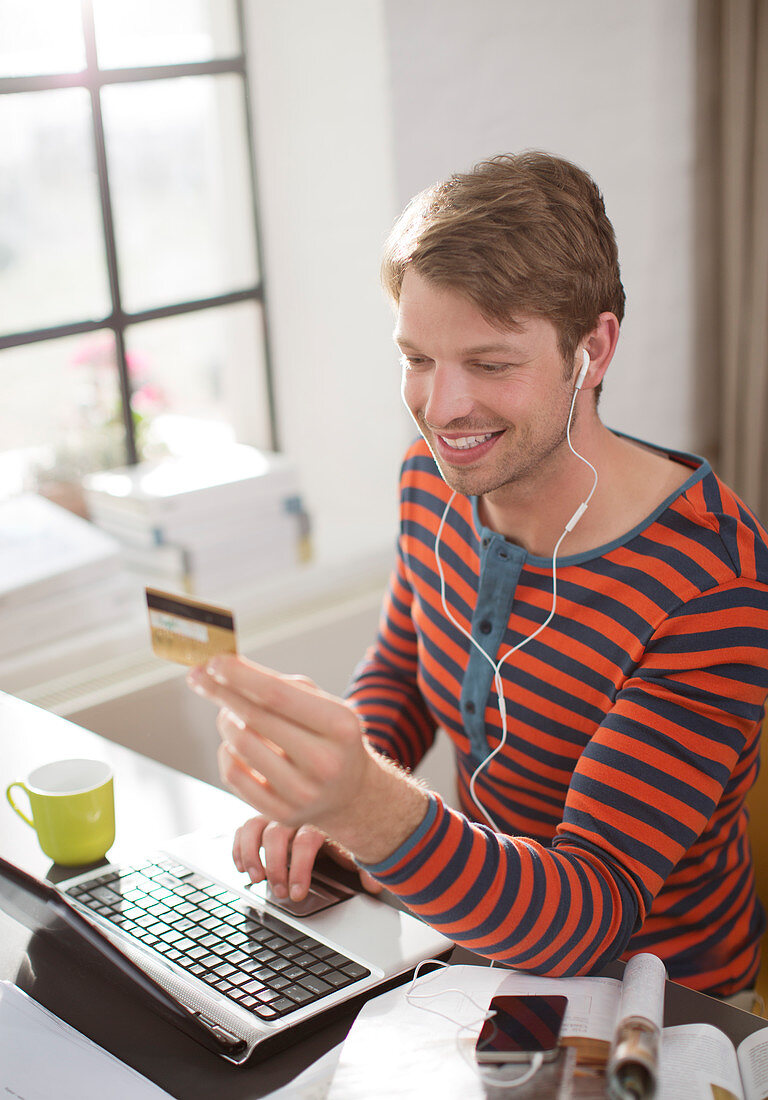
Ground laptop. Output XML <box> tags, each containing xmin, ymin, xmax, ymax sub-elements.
<box><xmin>0</xmin><ymin>829</ymin><xmax>452</xmax><ymax>1064</ymax></box>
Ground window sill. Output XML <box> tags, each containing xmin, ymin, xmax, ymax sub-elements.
<box><xmin>0</xmin><ymin>538</ymin><xmax>394</xmax><ymax>713</ymax></box>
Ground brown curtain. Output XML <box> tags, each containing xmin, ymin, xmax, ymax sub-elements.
<box><xmin>696</xmin><ymin>0</ymin><xmax>768</xmax><ymax>523</ymax></box>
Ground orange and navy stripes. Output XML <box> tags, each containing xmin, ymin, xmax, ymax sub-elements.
<box><xmin>347</xmin><ymin>436</ymin><xmax>768</xmax><ymax>996</ymax></box>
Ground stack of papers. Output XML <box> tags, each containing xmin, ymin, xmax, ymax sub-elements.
<box><xmin>83</xmin><ymin>445</ymin><xmax>311</xmax><ymax>597</ymax></box>
<box><xmin>0</xmin><ymin>493</ymin><xmax>137</xmax><ymax>660</ymax></box>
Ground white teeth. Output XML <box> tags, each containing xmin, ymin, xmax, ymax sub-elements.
<box><xmin>441</xmin><ymin>433</ymin><xmax>495</xmax><ymax>450</ymax></box>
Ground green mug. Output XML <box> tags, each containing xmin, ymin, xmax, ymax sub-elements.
<box><xmin>6</xmin><ymin>758</ymin><xmax>115</xmax><ymax>866</ymax></box>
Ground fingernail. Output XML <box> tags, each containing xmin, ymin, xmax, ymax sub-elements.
<box><xmin>290</xmin><ymin>884</ymin><xmax>304</xmax><ymax>901</ymax></box>
<box><xmin>206</xmin><ymin>661</ymin><xmax>226</xmax><ymax>683</ymax></box>
<box><xmin>272</xmin><ymin>883</ymin><xmax>288</xmax><ymax>899</ymax></box>
<box><xmin>223</xmin><ymin>708</ymin><xmax>246</xmax><ymax>730</ymax></box>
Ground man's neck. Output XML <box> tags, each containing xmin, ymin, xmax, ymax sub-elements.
<box><xmin>479</xmin><ymin>424</ymin><xmax>692</xmax><ymax>559</ymax></box>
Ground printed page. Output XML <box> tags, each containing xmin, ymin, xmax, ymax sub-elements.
<box><xmin>658</xmin><ymin>1023</ymin><xmax>744</xmax><ymax>1100</ymax></box>
<box><xmin>606</xmin><ymin>953</ymin><xmax>667</xmax><ymax>1097</ymax></box>
<box><xmin>617</xmin><ymin>952</ymin><xmax>666</xmax><ymax>1029</ymax></box>
<box><xmin>0</xmin><ymin>981</ymin><xmax>172</xmax><ymax>1100</ymax></box>
<box><xmin>736</xmin><ymin>1025</ymin><xmax>768</xmax><ymax>1100</ymax></box>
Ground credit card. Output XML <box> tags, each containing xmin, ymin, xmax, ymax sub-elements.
<box><xmin>145</xmin><ymin>587</ymin><xmax>238</xmax><ymax>666</ymax></box>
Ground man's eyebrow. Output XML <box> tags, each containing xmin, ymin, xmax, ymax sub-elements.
<box><xmin>394</xmin><ymin>336</ymin><xmax>523</xmax><ymax>356</ymax></box>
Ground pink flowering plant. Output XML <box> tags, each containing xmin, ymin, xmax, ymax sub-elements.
<box><xmin>37</xmin><ymin>335</ymin><xmax>169</xmax><ymax>483</ymax></box>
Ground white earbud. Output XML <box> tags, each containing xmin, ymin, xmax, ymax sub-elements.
<box><xmin>575</xmin><ymin>348</ymin><xmax>590</xmax><ymax>391</ymax></box>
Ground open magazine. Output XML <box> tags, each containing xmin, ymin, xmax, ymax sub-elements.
<box><xmin>324</xmin><ymin>956</ymin><xmax>768</xmax><ymax>1100</ymax></box>
<box><xmin>658</xmin><ymin>1023</ymin><xmax>768</xmax><ymax>1100</ymax></box>
<box><xmin>605</xmin><ymin>954</ymin><xmax>768</xmax><ymax>1100</ymax></box>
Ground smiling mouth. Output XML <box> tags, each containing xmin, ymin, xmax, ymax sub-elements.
<box><xmin>438</xmin><ymin>431</ymin><xmax>503</xmax><ymax>450</ymax></box>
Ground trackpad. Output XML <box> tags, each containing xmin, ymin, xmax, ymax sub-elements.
<box><xmin>252</xmin><ymin>870</ymin><xmax>357</xmax><ymax>917</ymax></box>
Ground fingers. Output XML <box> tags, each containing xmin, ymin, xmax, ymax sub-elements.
<box><xmin>281</xmin><ymin>825</ymin><xmax>325</xmax><ymax>901</ymax></box>
<box><xmin>189</xmin><ymin>655</ymin><xmax>372</xmax><ymax>841</ymax></box>
<box><xmin>232</xmin><ymin>816</ymin><xmax>326</xmax><ymax>903</ymax></box>
<box><xmin>358</xmin><ymin>869</ymin><xmax>384</xmax><ymax>895</ymax></box>
<box><xmin>215</xmin><ymin>704</ymin><xmax>343</xmax><ymax>802</ymax></box>
<box><xmin>217</xmin><ymin>742</ymin><xmax>288</xmax><ymax>823</ymax></box>
<box><xmin>232</xmin><ymin>815</ymin><xmax>267</xmax><ymax>880</ymax></box>
<box><xmin>188</xmin><ymin>656</ymin><xmax>360</xmax><ymax>745</ymax></box>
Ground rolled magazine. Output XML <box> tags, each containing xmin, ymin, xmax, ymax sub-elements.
<box><xmin>607</xmin><ymin>953</ymin><xmax>667</xmax><ymax>1099</ymax></box>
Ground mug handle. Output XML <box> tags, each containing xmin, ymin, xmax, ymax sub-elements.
<box><xmin>6</xmin><ymin>782</ymin><xmax>34</xmax><ymax>828</ymax></box>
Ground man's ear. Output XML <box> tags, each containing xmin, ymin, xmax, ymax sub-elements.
<box><xmin>578</xmin><ymin>312</ymin><xmax>620</xmax><ymax>392</ymax></box>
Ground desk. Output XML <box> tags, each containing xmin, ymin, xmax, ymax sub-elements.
<box><xmin>1</xmin><ymin>692</ymin><xmax>765</xmax><ymax>1098</ymax></box>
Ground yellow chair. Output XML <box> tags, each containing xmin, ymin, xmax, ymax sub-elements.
<box><xmin>746</xmin><ymin>715</ymin><xmax>768</xmax><ymax>1014</ymax></box>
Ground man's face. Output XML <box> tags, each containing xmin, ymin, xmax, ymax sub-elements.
<box><xmin>395</xmin><ymin>269</ymin><xmax>580</xmax><ymax>502</ymax></box>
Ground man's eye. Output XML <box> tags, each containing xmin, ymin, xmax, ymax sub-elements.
<box><xmin>477</xmin><ymin>362</ymin><xmax>510</xmax><ymax>374</ymax></box>
<box><xmin>400</xmin><ymin>354</ymin><xmax>428</xmax><ymax>369</ymax></box>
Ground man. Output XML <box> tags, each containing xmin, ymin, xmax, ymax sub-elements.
<box><xmin>188</xmin><ymin>152</ymin><xmax>768</xmax><ymax>998</ymax></box>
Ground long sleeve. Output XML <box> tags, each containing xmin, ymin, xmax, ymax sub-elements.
<box><xmin>351</xmin><ymin>436</ymin><xmax>768</xmax><ymax>996</ymax></box>
<box><xmin>346</xmin><ymin>539</ymin><xmax>438</xmax><ymax>772</ymax></box>
<box><xmin>359</xmin><ymin>578</ymin><xmax>767</xmax><ymax>989</ymax></box>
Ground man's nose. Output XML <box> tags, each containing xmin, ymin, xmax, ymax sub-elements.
<box><xmin>423</xmin><ymin>364</ymin><xmax>475</xmax><ymax>427</ymax></box>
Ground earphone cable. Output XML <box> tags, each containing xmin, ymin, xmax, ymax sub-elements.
<box><xmin>434</xmin><ymin>380</ymin><xmax>598</xmax><ymax>831</ymax></box>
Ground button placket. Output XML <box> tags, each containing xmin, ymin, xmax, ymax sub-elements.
<box><xmin>459</xmin><ymin>533</ymin><xmax>526</xmax><ymax>757</ymax></box>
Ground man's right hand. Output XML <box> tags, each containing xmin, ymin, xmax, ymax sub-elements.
<box><xmin>232</xmin><ymin>816</ymin><xmax>383</xmax><ymax>902</ymax></box>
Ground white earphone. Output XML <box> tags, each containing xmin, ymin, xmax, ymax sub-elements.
<box><xmin>434</xmin><ymin>345</ymin><xmax>598</xmax><ymax>829</ymax></box>
<box><xmin>575</xmin><ymin>347</ymin><xmax>590</xmax><ymax>390</ymax></box>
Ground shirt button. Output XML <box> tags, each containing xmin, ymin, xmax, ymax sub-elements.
<box><xmin>479</xmin><ymin>620</ymin><xmax>492</xmax><ymax>634</ymax></box>
<box><xmin>465</xmin><ymin>700</ymin><xmax>476</xmax><ymax>714</ymax></box>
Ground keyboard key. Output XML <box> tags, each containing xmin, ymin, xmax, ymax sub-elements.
<box><xmin>342</xmin><ymin>962</ymin><xmax>369</xmax><ymax>980</ymax></box>
<box><xmin>298</xmin><ymin>975</ymin><xmax>333</xmax><ymax>997</ymax></box>
<box><xmin>64</xmin><ymin>856</ymin><xmax>370</xmax><ymax>1023</ymax></box>
<box><xmin>324</xmin><ymin>970</ymin><xmax>357</xmax><ymax>990</ymax></box>
<box><xmin>282</xmin><ymin>984</ymin><xmax>315</xmax><ymax>1006</ymax></box>
<box><xmin>241</xmin><ymin>979</ymin><xmax>267</xmax><ymax>996</ymax></box>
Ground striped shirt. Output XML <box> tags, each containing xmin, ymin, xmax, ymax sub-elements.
<box><xmin>346</xmin><ymin>436</ymin><xmax>768</xmax><ymax>996</ymax></box>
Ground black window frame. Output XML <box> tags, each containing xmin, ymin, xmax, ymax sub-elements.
<box><xmin>0</xmin><ymin>0</ymin><xmax>278</xmax><ymax>465</ymax></box>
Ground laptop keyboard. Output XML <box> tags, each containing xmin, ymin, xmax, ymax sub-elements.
<box><xmin>64</xmin><ymin>856</ymin><xmax>370</xmax><ymax>1021</ymax></box>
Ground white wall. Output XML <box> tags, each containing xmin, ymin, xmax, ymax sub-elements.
<box><xmin>246</xmin><ymin>0</ymin><xmax>701</xmax><ymax>535</ymax></box>
<box><xmin>244</xmin><ymin>0</ymin><xmax>412</xmax><ymax>567</ymax></box>
<box><xmin>383</xmin><ymin>0</ymin><xmax>699</xmax><ymax>453</ymax></box>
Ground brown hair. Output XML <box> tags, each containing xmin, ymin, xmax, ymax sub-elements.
<box><xmin>381</xmin><ymin>151</ymin><xmax>625</xmax><ymax>371</ymax></box>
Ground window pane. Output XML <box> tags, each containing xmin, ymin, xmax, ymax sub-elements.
<box><xmin>0</xmin><ymin>0</ymin><xmax>84</xmax><ymax>77</ymax></box>
<box><xmin>1</xmin><ymin>332</ymin><xmax>127</xmax><ymax>483</ymax></box>
<box><xmin>0</xmin><ymin>89</ymin><xmax>111</xmax><ymax>336</ymax></box>
<box><xmin>125</xmin><ymin>303</ymin><xmax>271</xmax><ymax>458</ymax></box>
<box><xmin>102</xmin><ymin>75</ymin><xmax>258</xmax><ymax>314</ymax></box>
<box><xmin>93</xmin><ymin>0</ymin><xmax>239</xmax><ymax>69</ymax></box>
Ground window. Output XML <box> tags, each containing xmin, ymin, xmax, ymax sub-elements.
<box><xmin>0</xmin><ymin>0</ymin><xmax>275</xmax><ymax>501</ymax></box>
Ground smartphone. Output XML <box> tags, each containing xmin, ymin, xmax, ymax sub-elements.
<box><xmin>474</xmin><ymin>993</ymin><xmax>568</xmax><ymax>1063</ymax></box>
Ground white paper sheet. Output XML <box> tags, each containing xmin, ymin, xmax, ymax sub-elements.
<box><xmin>0</xmin><ymin>981</ymin><xmax>172</xmax><ymax>1100</ymax></box>
<box><xmin>326</xmin><ymin>963</ymin><xmax>624</xmax><ymax>1100</ymax></box>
